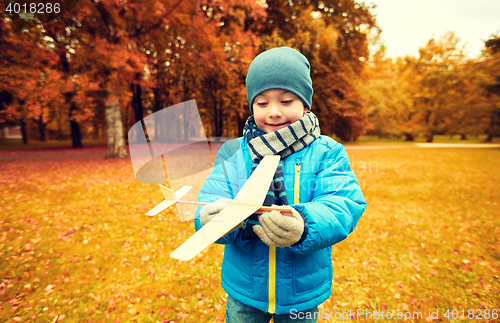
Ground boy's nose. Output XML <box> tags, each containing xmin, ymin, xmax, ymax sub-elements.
<box><xmin>268</xmin><ymin>103</ymin><xmax>282</xmax><ymax>117</ymax></box>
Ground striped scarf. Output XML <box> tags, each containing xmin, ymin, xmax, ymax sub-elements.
<box><xmin>240</xmin><ymin>111</ymin><xmax>320</xmax><ymax>240</ymax></box>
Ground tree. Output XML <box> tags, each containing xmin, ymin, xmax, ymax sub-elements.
<box><xmin>358</xmin><ymin>32</ymin><xmax>492</xmax><ymax>142</ymax></box>
<box><xmin>42</xmin><ymin>22</ymin><xmax>94</xmax><ymax>148</ymax></box>
<box><xmin>42</xmin><ymin>0</ymin><xmax>201</xmax><ymax>157</ymax></box>
<box><xmin>3</xmin><ymin>0</ymin><xmax>376</xmax><ymax>147</ymax></box>
<box><xmin>481</xmin><ymin>36</ymin><xmax>500</xmax><ymax>141</ymax></box>
<box><xmin>254</xmin><ymin>0</ymin><xmax>376</xmax><ymax>141</ymax></box>
<box><xmin>159</xmin><ymin>0</ymin><xmax>265</xmax><ymax>139</ymax></box>
<box><xmin>357</xmin><ymin>43</ymin><xmax>421</xmax><ymax>140</ymax></box>
<box><xmin>396</xmin><ymin>32</ymin><xmax>483</xmax><ymax>142</ymax></box>
<box><xmin>0</xmin><ymin>17</ymin><xmax>61</xmax><ymax>144</ymax></box>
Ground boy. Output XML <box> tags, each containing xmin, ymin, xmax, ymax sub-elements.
<box><xmin>194</xmin><ymin>47</ymin><xmax>367</xmax><ymax>323</ymax></box>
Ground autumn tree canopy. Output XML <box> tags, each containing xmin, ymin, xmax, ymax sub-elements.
<box><xmin>359</xmin><ymin>32</ymin><xmax>500</xmax><ymax>142</ymax></box>
<box><xmin>1</xmin><ymin>1</ymin><xmax>498</xmax><ymax>151</ymax></box>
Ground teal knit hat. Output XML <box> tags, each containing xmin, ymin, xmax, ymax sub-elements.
<box><xmin>246</xmin><ymin>47</ymin><xmax>313</xmax><ymax>114</ymax></box>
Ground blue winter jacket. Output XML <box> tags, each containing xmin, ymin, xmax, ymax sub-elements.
<box><xmin>194</xmin><ymin>135</ymin><xmax>366</xmax><ymax>315</ymax></box>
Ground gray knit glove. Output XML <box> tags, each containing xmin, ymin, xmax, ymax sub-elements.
<box><xmin>200</xmin><ymin>199</ymin><xmax>242</xmax><ymax>236</ymax></box>
<box><xmin>253</xmin><ymin>207</ymin><xmax>304</xmax><ymax>247</ymax></box>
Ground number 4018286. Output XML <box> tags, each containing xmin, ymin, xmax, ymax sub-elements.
<box><xmin>6</xmin><ymin>2</ymin><xmax>61</xmax><ymax>14</ymax></box>
<box><xmin>444</xmin><ymin>309</ymin><xmax>498</xmax><ymax>320</ymax></box>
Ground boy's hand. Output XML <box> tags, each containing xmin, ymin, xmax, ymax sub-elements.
<box><xmin>253</xmin><ymin>208</ymin><xmax>304</xmax><ymax>247</ymax></box>
<box><xmin>200</xmin><ymin>199</ymin><xmax>233</xmax><ymax>225</ymax></box>
<box><xmin>200</xmin><ymin>199</ymin><xmax>242</xmax><ymax>236</ymax></box>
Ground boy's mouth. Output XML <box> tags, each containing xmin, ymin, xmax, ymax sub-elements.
<box><xmin>266</xmin><ymin>122</ymin><xmax>289</xmax><ymax>127</ymax></box>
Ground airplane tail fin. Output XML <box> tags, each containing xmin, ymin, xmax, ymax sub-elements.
<box><xmin>146</xmin><ymin>185</ymin><xmax>193</xmax><ymax>216</ymax></box>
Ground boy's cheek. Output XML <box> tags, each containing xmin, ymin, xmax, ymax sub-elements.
<box><xmin>253</xmin><ymin>116</ymin><xmax>267</xmax><ymax>133</ymax></box>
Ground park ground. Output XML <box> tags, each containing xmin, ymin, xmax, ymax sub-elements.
<box><xmin>0</xmin><ymin>137</ymin><xmax>499</xmax><ymax>322</ymax></box>
<box><xmin>1</xmin><ymin>134</ymin><xmax>500</xmax><ymax>152</ymax></box>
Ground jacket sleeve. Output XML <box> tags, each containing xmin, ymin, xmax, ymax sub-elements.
<box><xmin>194</xmin><ymin>140</ymin><xmax>242</xmax><ymax>245</ymax></box>
<box><xmin>289</xmin><ymin>143</ymin><xmax>367</xmax><ymax>255</ymax></box>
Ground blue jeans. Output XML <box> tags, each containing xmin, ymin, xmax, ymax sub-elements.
<box><xmin>225</xmin><ymin>295</ymin><xmax>319</xmax><ymax>323</ymax></box>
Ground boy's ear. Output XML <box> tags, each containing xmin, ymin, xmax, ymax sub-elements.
<box><xmin>303</xmin><ymin>107</ymin><xmax>309</xmax><ymax>113</ymax></box>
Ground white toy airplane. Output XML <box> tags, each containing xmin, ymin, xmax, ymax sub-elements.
<box><xmin>145</xmin><ymin>155</ymin><xmax>293</xmax><ymax>261</ymax></box>
<box><xmin>146</xmin><ymin>184</ymin><xmax>293</xmax><ymax>217</ymax></box>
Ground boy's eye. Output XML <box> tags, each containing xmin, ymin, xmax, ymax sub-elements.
<box><xmin>281</xmin><ymin>99</ymin><xmax>293</xmax><ymax>104</ymax></box>
<box><xmin>256</xmin><ymin>102</ymin><xmax>268</xmax><ymax>107</ymax></box>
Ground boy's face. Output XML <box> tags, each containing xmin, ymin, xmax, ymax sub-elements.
<box><xmin>253</xmin><ymin>89</ymin><xmax>309</xmax><ymax>134</ymax></box>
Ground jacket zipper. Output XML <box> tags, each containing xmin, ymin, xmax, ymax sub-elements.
<box><xmin>268</xmin><ymin>245</ymin><xmax>276</xmax><ymax>313</ymax></box>
<box><xmin>268</xmin><ymin>162</ymin><xmax>301</xmax><ymax>314</ymax></box>
<box><xmin>294</xmin><ymin>163</ymin><xmax>301</xmax><ymax>204</ymax></box>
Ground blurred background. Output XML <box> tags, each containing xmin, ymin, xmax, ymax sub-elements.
<box><xmin>1</xmin><ymin>0</ymin><xmax>499</xmax><ymax>156</ymax></box>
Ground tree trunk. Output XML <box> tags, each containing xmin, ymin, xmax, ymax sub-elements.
<box><xmin>153</xmin><ymin>88</ymin><xmax>164</xmax><ymax>112</ymax></box>
<box><xmin>104</xmin><ymin>89</ymin><xmax>127</xmax><ymax>158</ymax></box>
<box><xmin>57</xmin><ymin>110</ymin><xmax>64</xmax><ymax>139</ymax></box>
<box><xmin>69</xmin><ymin>102</ymin><xmax>82</xmax><ymax>148</ymax></box>
<box><xmin>425</xmin><ymin>132</ymin><xmax>434</xmax><ymax>142</ymax></box>
<box><xmin>153</xmin><ymin>59</ymin><xmax>169</xmax><ymax>114</ymax></box>
<box><xmin>183</xmin><ymin>103</ymin><xmax>189</xmax><ymax>140</ymax></box>
<box><xmin>92</xmin><ymin>118</ymin><xmax>100</xmax><ymax>140</ymax></box>
<box><xmin>215</xmin><ymin>101</ymin><xmax>223</xmax><ymax>138</ymax></box>
<box><xmin>153</xmin><ymin>87</ymin><xmax>167</xmax><ymax>141</ymax></box>
<box><xmin>485</xmin><ymin>134</ymin><xmax>494</xmax><ymax>142</ymax></box>
<box><xmin>132</xmin><ymin>82</ymin><xmax>143</xmax><ymax>123</ymax></box>
<box><xmin>460</xmin><ymin>134</ymin><xmax>467</xmax><ymax>140</ymax></box>
<box><xmin>20</xmin><ymin>118</ymin><xmax>28</xmax><ymax>145</ymax></box>
<box><xmin>236</xmin><ymin>112</ymin><xmax>246</xmax><ymax>137</ymax></box>
<box><xmin>214</xmin><ymin>93</ymin><xmax>224</xmax><ymax>138</ymax></box>
<box><xmin>36</xmin><ymin>114</ymin><xmax>46</xmax><ymax>141</ymax></box>
<box><xmin>177</xmin><ymin>67</ymin><xmax>186</xmax><ymax>140</ymax></box>
<box><xmin>335</xmin><ymin>116</ymin><xmax>352</xmax><ymax>142</ymax></box>
<box><xmin>124</xmin><ymin>101</ymin><xmax>130</xmax><ymax>141</ymax></box>
<box><xmin>70</xmin><ymin>120</ymin><xmax>82</xmax><ymax>148</ymax></box>
<box><xmin>61</xmin><ymin>51</ymin><xmax>82</xmax><ymax>146</ymax></box>
<box><xmin>403</xmin><ymin>133</ymin><xmax>414</xmax><ymax>141</ymax></box>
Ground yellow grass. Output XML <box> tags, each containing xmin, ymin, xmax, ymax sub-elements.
<box><xmin>0</xmin><ymin>147</ymin><xmax>498</xmax><ymax>322</ymax></box>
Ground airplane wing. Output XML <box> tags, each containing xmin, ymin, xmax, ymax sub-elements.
<box><xmin>170</xmin><ymin>155</ymin><xmax>281</xmax><ymax>261</ymax></box>
<box><xmin>145</xmin><ymin>200</ymin><xmax>177</xmax><ymax>216</ymax></box>
<box><xmin>145</xmin><ymin>185</ymin><xmax>193</xmax><ymax>216</ymax></box>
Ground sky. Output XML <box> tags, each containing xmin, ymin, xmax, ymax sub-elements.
<box><xmin>369</xmin><ymin>0</ymin><xmax>500</xmax><ymax>58</ymax></box>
